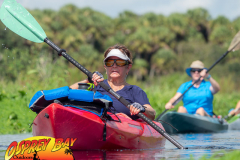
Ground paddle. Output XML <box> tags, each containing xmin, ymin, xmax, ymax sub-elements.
<box><xmin>212</xmin><ymin>112</ymin><xmax>224</xmax><ymax>124</ymax></box>
<box><xmin>155</xmin><ymin>30</ymin><xmax>240</xmax><ymax>121</ymax></box>
<box><xmin>0</xmin><ymin>0</ymin><xmax>187</xmax><ymax>149</ymax></box>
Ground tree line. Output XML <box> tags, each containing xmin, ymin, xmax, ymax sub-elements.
<box><xmin>0</xmin><ymin>5</ymin><xmax>240</xmax><ymax>86</ymax></box>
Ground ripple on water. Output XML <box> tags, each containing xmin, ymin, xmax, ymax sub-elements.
<box><xmin>0</xmin><ymin>131</ymin><xmax>239</xmax><ymax>160</ymax></box>
<box><xmin>188</xmin><ymin>145</ymin><xmax>234</xmax><ymax>150</ymax></box>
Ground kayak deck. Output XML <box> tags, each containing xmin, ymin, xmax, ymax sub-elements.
<box><xmin>32</xmin><ymin>103</ymin><xmax>166</xmax><ymax>150</ymax></box>
<box><xmin>158</xmin><ymin>111</ymin><xmax>228</xmax><ymax>134</ymax></box>
<box><xmin>228</xmin><ymin>114</ymin><xmax>240</xmax><ymax>130</ymax></box>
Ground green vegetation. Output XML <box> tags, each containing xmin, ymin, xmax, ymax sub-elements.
<box><xmin>0</xmin><ymin>73</ymin><xmax>238</xmax><ymax>134</ymax></box>
<box><xmin>0</xmin><ymin>5</ymin><xmax>240</xmax><ymax>134</ymax></box>
<box><xmin>188</xmin><ymin>150</ymin><xmax>240</xmax><ymax>160</ymax></box>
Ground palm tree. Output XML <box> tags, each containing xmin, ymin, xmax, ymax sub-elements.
<box><xmin>186</xmin><ymin>8</ymin><xmax>211</xmax><ymax>42</ymax></box>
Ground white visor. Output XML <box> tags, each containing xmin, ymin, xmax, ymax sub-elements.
<box><xmin>104</xmin><ymin>49</ymin><xmax>130</xmax><ymax>62</ymax></box>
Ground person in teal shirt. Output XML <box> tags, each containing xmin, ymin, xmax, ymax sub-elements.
<box><xmin>165</xmin><ymin>60</ymin><xmax>220</xmax><ymax>116</ymax></box>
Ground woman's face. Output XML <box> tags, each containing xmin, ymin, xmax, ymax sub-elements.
<box><xmin>104</xmin><ymin>56</ymin><xmax>132</xmax><ymax>80</ymax></box>
<box><xmin>190</xmin><ymin>68</ymin><xmax>203</xmax><ymax>81</ymax></box>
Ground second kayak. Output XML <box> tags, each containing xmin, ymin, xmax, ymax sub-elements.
<box><xmin>157</xmin><ymin>111</ymin><xmax>228</xmax><ymax>134</ymax></box>
<box><xmin>228</xmin><ymin>114</ymin><xmax>240</xmax><ymax>130</ymax></box>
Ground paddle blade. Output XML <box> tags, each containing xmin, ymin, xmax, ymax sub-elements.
<box><xmin>228</xmin><ymin>31</ymin><xmax>240</xmax><ymax>52</ymax></box>
<box><xmin>0</xmin><ymin>0</ymin><xmax>46</xmax><ymax>43</ymax></box>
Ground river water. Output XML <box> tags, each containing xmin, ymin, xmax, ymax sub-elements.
<box><xmin>1</xmin><ymin>130</ymin><xmax>240</xmax><ymax>160</ymax></box>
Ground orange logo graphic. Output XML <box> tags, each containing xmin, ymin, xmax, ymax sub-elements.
<box><xmin>5</xmin><ymin>136</ymin><xmax>77</xmax><ymax>160</ymax></box>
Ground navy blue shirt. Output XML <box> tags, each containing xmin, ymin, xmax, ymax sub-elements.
<box><xmin>95</xmin><ymin>80</ymin><xmax>150</xmax><ymax>120</ymax></box>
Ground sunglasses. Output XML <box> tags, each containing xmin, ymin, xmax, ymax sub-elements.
<box><xmin>191</xmin><ymin>68</ymin><xmax>203</xmax><ymax>72</ymax></box>
<box><xmin>105</xmin><ymin>59</ymin><xmax>129</xmax><ymax>67</ymax></box>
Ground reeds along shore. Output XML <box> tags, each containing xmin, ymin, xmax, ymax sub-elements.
<box><xmin>0</xmin><ymin>72</ymin><xmax>239</xmax><ymax>135</ymax></box>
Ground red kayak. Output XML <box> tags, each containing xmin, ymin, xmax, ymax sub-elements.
<box><xmin>32</xmin><ymin>103</ymin><xmax>166</xmax><ymax>150</ymax></box>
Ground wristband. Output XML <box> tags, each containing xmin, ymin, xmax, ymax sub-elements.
<box><xmin>206</xmin><ymin>74</ymin><xmax>211</xmax><ymax>80</ymax></box>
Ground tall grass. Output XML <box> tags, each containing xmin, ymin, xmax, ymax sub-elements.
<box><xmin>0</xmin><ymin>71</ymin><xmax>239</xmax><ymax>134</ymax></box>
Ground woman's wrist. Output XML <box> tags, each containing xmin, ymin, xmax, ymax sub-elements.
<box><xmin>206</xmin><ymin>74</ymin><xmax>211</xmax><ymax>80</ymax></box>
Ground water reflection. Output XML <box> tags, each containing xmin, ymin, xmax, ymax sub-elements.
<box><xmin>0</xmin><ymin>131</ymin><xmax>240</xmax><ymax>160</ymax></box>
<box><xmin>72</xmin><ymin>149</ymin><xmax>165</xmax><ymax>160</ymax></box>
<box><xmin>164</xmin><ymin>131</ymin><xmax>240</xmax><ymax>160</ymax></box>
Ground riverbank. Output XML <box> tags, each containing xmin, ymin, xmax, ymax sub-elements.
<box><xmin>0</xmin><ymin>73</ymin><xmax>239</xmax><ymax>134</ymax></box>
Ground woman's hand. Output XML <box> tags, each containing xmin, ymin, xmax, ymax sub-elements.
<box><xmin>90</xmin><ymin>71</ymin><xmax>104</xmax><ymax>86</ymax></box>
<box><xmin>200</xmin><ymin>69</ymin><xmax>209</xmax><ymax>80</ymax></box>
<box><xmin>165</xmin><ymin>102</ymin><xmax>174</xmax><ymax>110</ymax></box>
<box><xmin>165</xmin><ymin>93</ymin><xmax>182</xmax><ymax>110</ymax></box>
<box><xmin>129</xmin><ymin>102</ymin><xmax>145</xmax><ymax>115</ymax></box>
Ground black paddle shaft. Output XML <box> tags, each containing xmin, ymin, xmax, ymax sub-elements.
<box><xmin>44</xmin><ymin>37</ymin><xmax>187</xmax><ymax>149</ymax></box>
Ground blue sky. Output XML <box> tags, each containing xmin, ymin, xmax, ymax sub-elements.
<box><xmin>0</xmin><ymin>0</ymin><xmax>240</xmax><ymax>21</ymax></box>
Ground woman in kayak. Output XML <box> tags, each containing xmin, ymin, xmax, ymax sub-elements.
<box><xmin>165</xmin><ymin>60</ymin><xmax>220</xmax><ymax>117</ymax></box>
<box><xmin>70</xmin><ymin>44</ymin><xmax>156</xmax><ymax>120</ymax></box>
